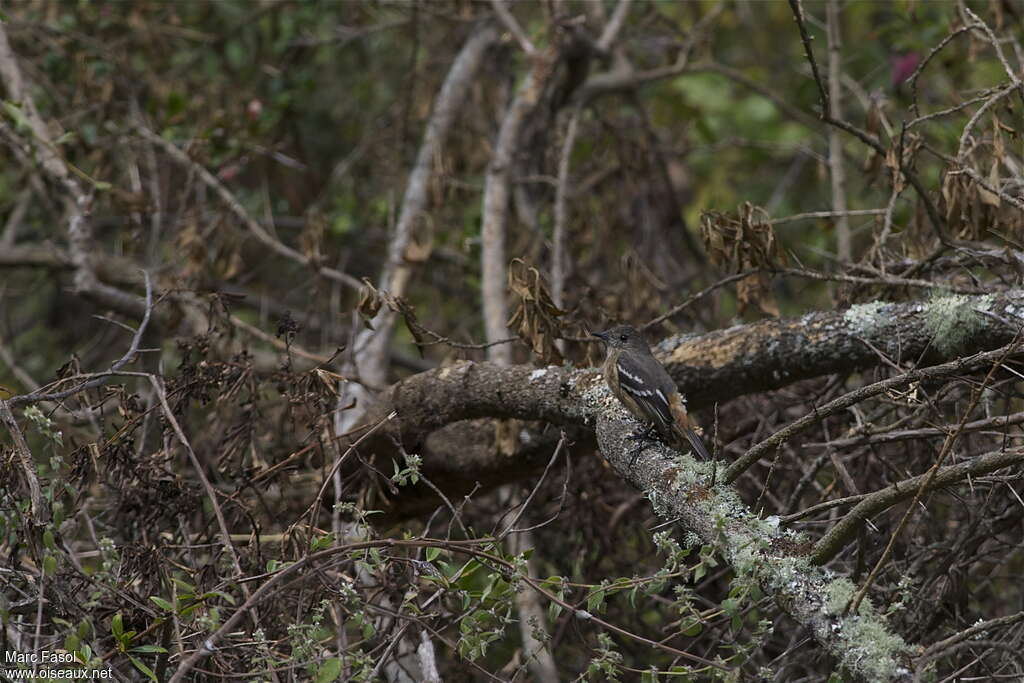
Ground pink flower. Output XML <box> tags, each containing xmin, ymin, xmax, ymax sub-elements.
<box><xmin>891</xmin><ymin>53</ymin><xmax>920</xmax><ymax>87</ymax></box>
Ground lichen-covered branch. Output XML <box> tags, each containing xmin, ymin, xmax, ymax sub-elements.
<box><xmin>658</xmin><ymin>289</ymin><xmax>1023</xmax><ymax>407</ymax></box>
<box><xmin>593</xmin><ymin>395</ymin><xmax>912</xmax><ymax>682</ymax></box>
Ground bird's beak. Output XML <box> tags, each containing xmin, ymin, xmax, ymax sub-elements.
<box><xmin>591</xmin><ymin>330</ymin><xmax>608</xmax><ymax>341</ymax></box>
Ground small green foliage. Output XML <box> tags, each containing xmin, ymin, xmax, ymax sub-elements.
<box><xmin>391</xmin><ymin>453</ymin><xmax>422</xmax><ymax>486</ymax></box>
<box><xmin>289</xmin><ymin>599</ymin><xmax>332</xmax><ymax>677</ymax></box>
<box><xmin>585</xmin><ymin>632</ymin><xmax>623</xmax><ymax>681</ymax></box>
<box><xmin>24</xmin><ymin>405</ymin><xmax>63</xmax><ymax>447</ymax></box>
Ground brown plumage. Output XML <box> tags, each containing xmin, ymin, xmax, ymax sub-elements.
<box><xmin>593</xmin><ymin>325</ymin><xmax>711</xmax><ymax>461</ymax></box>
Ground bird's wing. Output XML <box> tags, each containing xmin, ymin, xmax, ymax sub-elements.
<box><xmin>614</xmin><ymin>352</ymin><xmax>675</xmax><ymax>431</ymax></box>
<box><xmin>617</xmin><ymin>353</ymin><xmax>711</xmax><ymax>460</ymax></box>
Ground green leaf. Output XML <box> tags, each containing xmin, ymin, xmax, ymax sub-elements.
<box><xmin>172</xmin><ymin>577</ymin><xmax>195</xmax><ymax>594</ymax></box>
<box><xmin>128</xmin><ymin>655</ymin><xmax>158</xmax><ymax>681</ymax></box>
<box><xmin>111</xmin><ymin>613</ymin><xmax>124</xmax><ymax>640</ymax></box>
<box><xmin>425</xmin><ymin>547</ymin><xmax>440</xmax><ymax>562</ymax></box>
<box><xmin>310</xmin><ymin>533</ymin><xmax>335</xmax><ymax>551</ymax></box>
<box><xmin>43</xmin><ymin>554</ymin><xmax>57</xmax><ymax>576</ymax></box>
<box><xmin>2</xmin><ymin>101</ymin><xmax>29</xmax><ymax>130</ymax></box>
<box><xmin>178</xmin><ymin>602</ymin><xmax>202</xmax><ymax>618</ymax></box>
<box><xmin>315</xmin><ymin>657</ymin><xmax>342</xmax><ymax>683</ymax></box>
<box><xmin>198</xmin><ymin>590</ymin><xmax>236</xmax><ymax>606</ymax></box>
<box><xmin>130</xmin><ymin>645</ymin><xmax>168</xmax><ymax>654</ymax></box>
<box><xmin>150</xmin><ymin>596</ymin><xmax>175</xmax><ymax>612</ymax></box>
<box><xmin>78</xmin><ymin>620</ymin><xmax>92</xmax><ymax>638</ymax></box>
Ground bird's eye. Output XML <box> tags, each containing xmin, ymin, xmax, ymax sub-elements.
<box><xmin>619</xmin><ymin>334</ymin><xmax>628</xmax><ymax>342</ymax></box>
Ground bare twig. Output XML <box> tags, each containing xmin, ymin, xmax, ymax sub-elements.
<box><xmin>908</xmin><ymin>24</ymin><xmax>975</xmax><ymax>118</ymax></box>
<box><xmin>825</xmin><ymin>0</ymin><xmax>850</xmax><ymax>261</ymax></box>
<box><xmin>771</xmin><ymin>208</ymin><xmax>887</xmax><ymax>226</ymax></box>
<box><xmin>919</xmin><ymin>610</ymin><xmax>1024</xmax><ymax>665</ymax></box>
<box><xmin>786</xmin><ymin>0</ymin><xmax>946</xmax><ymax>241</ymax></box>
<box><xmin>490</xmin><ymin>0</ymin><xmax>535</xmax><ymax>56</ymax></box>
<box><xmin>0</xmin><ymin>399</ymin><xmax>48</xmax><ymax>523</ymax></box>
<box><xmin>551</xmin><ymin>106</ymin><xmax>581</xmax><ymax>312</ymax></box>
<box><xmin>812</xmin><ymin>445</ymin><xmax>1024</xmax><ymax>566</ymax></box>
<box><xmin>846</xmin><ymin>338</ymin><xmax>1019</xmax><ymax>612</ymax></box>
<box><xmin>725</xmin><ymin>341</ymin><xmax>1024</xmax><ymax>484</ymax></box>
<box><xmin>135</xmin><ymin>125</ymin><xmax>362</xmax><ymax>291</ymax></box>
<box><xmin>496</xmin><ymin>432</ymin><xmax>567</xmax><ymax>540</ymax></box>
<box><xmin>806</xmin><ymin>409</ymin><xmax>1024</xmax><ymax>450</ymax></box>
<box><xmin>302</xmin><ymin>410</ymin><xmax>398</xmax><ymax>523</ymax></box>
<box><xmin>10</xmin><ymin>271</ymin><xmax>154</xmax><ymax>407</ymax></box>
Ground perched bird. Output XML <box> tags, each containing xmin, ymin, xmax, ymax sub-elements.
<box><xmin>592</xmin><ymin>324</ymin><xmax>711</xmax><ymax>462</ymax></box>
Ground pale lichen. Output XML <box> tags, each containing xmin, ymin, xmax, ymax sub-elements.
<box><xmin>843</xmin><ymin>301</ymin><xmax>889</xmax><ymax>335</ymax></box>
<box><xmin>824</xmin><ymin>577</ymin><xmax>858</xmax><ymax>614</ymax></box>
<box><xmin>841</xmin><ymin>614</ymin><xmax>907</xmax><ymax>680</ymax></box>
<box><xmin>924</xmin><ymin>293</ymin><xmax>992</xmax><ymax>356</ymax></box>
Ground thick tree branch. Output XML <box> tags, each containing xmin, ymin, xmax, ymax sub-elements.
<box><xmin>362</xmin><ymin>289</ymin><xmax>1024</xmax><ymax>523</ymax></box>
<box><xmin>658</xmin><ymin>289</ymin><xmax>1024</xmax><ymax>407</ymax></box>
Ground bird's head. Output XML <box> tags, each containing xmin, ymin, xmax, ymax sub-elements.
<box><xmin>592</xmin><ymin>324</ymin><xmax>649</xmax><ymax>352</ymax></box>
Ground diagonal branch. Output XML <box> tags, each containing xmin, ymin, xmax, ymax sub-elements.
<box><xmin>348</xmin><ymin>23</ymin><xmax>498</xmax><ymax>393</ymax></box>
<box><xmin>594</xmin><ymin>394</ymin><xmax>912</xmax><ymax>682</ymax></box>
<box><xmin>134</xmin><ymin>124</ymin><xmax>362</xmax><ymax>291</ymax></box>
<box><xmin>811</xmin><ymin>445</ymin><xmax>1024</xmax><ymax>565</ymax></box>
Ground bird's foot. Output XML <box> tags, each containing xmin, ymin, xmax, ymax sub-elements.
<box><xmin>627</xmin><ymin>427</ymin><xmax>660</xmax><ymax>466</ymax></box>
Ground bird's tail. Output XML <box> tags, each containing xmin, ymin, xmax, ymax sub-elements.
<box><xmin>672</xmin><ymin>423</ymin><xmax>712</xmax><ymax>461</ymax></box>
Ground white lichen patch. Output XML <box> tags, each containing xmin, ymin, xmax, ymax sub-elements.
<box><xmin>843</xmin><ymin>301</ymin><xmax>888</xmax><ymax>335</ymax></box>
<box><xmin>841</xmin><ymin>614</ymin><xmax>907</xmax><ymax>680</ymax></box>
<box><xmin>1002</xmin><ymin>300</ymin><xmax>1024</xmax><ymax>322</ymax></box>
<box><xmin>924</xmin><ymin>293</ymin><xmax>992</xmax><ymax>356</ymax></box>
<box><xmin>824</xmin><ymin>577</ymin><xmax>858</xmax><ymax>614</ymax></box>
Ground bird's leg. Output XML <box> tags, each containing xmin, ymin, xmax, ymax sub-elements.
<box><xmin>626</xmin><ymin>424</ymin><xmax>660</xmax><ymax>466</ymax></box>
<box><xmin>627</xmin><ymin>423</ymin><xmax>659</xmax><ymax>444</ymax></box>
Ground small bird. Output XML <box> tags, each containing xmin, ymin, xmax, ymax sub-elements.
<box><xmin>592</xmin><ymin>324</ymin><xmax>711</xmax><ymax>462</ymax></box>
